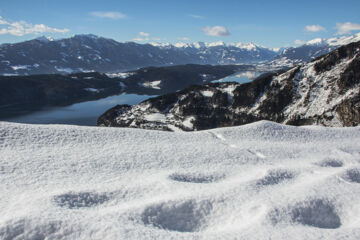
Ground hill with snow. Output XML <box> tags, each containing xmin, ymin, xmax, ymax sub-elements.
<box><xmin>0</xmin><ymin>121</ymin><xmax>359</xmax><ymax>239</ymax></box>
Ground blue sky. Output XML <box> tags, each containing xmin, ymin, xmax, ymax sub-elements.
<box><xmin>1</xmin><ymin>0</ymin><xmax>360</xmax><ymax>47</ymax></box>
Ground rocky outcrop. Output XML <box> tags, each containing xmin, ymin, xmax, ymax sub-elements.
<box><xmin>97</xmin><ymin>41</ymin><xmax>360</xmax><ymax>131</ymax></box>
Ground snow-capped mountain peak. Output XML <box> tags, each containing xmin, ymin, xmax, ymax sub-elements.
<box><xmin>237</xmin><ymin>42</ymin><xmax>259</xmax><ymax>51</ymax></box>
<box><xmin>35</xmin><ymin>36</ymin><xmax>54</xmax><ymax>42</ymax></box>
<box><xmin>327</xmin><ymin>32</ymin><xmax>360</xmax><ymax>46</ymax></box>
<box><xmin>173</xmin><ymin>42</ymin><xmax>192</xmax><ymax>48</ymax></box>
<box><xmin>205</xmin><ymin>41</ymin><xmax>226</xmax><ymax>47</ymax></box>
<box><xmin>192</xmin><ymin>42</ymin><xmax>206</xmax><ymax>49</ymax></box>
<box><xmin>276</xmin><ymin>32</ymin><xmax>360</xmax><ymax>62</ymax></box>
<box><xmin>305</xmin><ymin>38</ymin><xmax>327</xmax><ymax>46</ymax></box>
<box><xmin>149</xmin><ymin>42</ymin><xmax>172</xmax><ymax>48</ymax></box>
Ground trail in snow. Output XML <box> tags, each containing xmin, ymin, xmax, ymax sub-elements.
<box><xmin>209</xmin><ymin>131</ymin><xmax>266</xmax><ymax>158</ymax></box>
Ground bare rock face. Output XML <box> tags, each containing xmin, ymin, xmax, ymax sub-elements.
<box><xmin>336</xmin><ymin>96</ymin><xmax>360</xmax><ymax>126</ymax></box>
<box><xmin>97</xmin><ymin>41</ymin><xmax>360</xmax><ymax>131</ymax></box>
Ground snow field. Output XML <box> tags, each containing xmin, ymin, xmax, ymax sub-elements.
<box><xmin>0</xmin><ymin>121</ymin><xmax>360</xmax><ymax>239</ymax></box>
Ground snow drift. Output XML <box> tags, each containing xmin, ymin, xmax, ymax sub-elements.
<box><xmin>1</xmin><ymin>121</ymin><xmax>360</xmax><ymax>239</ymax></box>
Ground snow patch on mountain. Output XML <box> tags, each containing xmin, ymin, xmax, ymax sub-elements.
<box><xmin>106</xmin><ymin>72</ymin><xmax>135</xmax><ymax>79</ymax></box>
<box><xmin>141</xmin><ymin>80</ymin><xmax>162</xmax><ymax>89</ymax></box>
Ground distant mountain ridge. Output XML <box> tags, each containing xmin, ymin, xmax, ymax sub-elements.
<box><xmin>1</xmin><ymin>33</ymin><xmax>360</xmax><ymax>76</ymax></box>
<box><xmin>276</xmin><ymin>33</ymin><xmax>360</xmax><ymax>61</ymax></box>
<box><xmin>0</xmin><ymin>34</ymin><xmax>276</xmax><ymax>75</ymax></box>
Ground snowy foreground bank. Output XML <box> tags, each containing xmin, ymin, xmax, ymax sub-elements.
<box><xmin>1</xmin><ymin>121</ymin><xmax>360</xmax><ymax>239</ymax></box>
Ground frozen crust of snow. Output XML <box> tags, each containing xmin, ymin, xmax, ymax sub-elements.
<box><xmin>0</xmin><ymin>121</ymin><xmax>360</xmax><ymax>239</ymax></box>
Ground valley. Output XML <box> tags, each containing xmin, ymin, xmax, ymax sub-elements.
<box><xmin>0</xmin><ymin>64</ymin><xmax>249</xmax><ymax>121</ymax></box>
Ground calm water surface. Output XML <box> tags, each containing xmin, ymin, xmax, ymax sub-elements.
<box><xmin>5</xmin><ymin>93</ymin><xmax>152</xmax><ymax>126</ymax></box>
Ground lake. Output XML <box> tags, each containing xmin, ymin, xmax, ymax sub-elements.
<box><xmin>5</xmin><ymin>93</ymin><xmax>152</xmax><ymax>126</ymax></box>
<box><xmin>4</xmin><ymin>71</ymin><xmax>261</xmax><ymax>126</ymax></box>
<box><xmin>212</xmin><ymin>71</ymin><xmax>262</xmax><ymax>84</ymax></box>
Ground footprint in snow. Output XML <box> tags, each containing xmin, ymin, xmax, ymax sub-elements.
<box><xmin>141</xmin><ymin>199</ymin><xmax>213</xmax><ymax>232</ymax></box>
<box><xmin>256</xmin><ymin>169</ymin><xmax>295</xmax><ymax>186</ymax></box>
<box><xmin>317</xmin><ymin>158</ymin><xmax>343</xmax><ymax>167</ymax></box>
<box><xmin>169</xmin><ymin>173</ymin><xmax>224</xmax><ymax>183</ymax></box>
<box><xmin>53</xmin><ymin>191</ymin><xmax>110</xmax><ymax>209</ymax></box>
<box><xmin>343</xmin><ymin>168</ymin><xmax>360</xmax><ymax>183</ymax></box>
<box><xmin>270</xmin><ymin>199</ymin><xmax>341</xmax><ymax>229</ymax></box>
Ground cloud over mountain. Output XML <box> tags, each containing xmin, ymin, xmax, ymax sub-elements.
<box><xmin>305</xmin><ymin>25</ymin><xmax>326</xmax><ymax>32</ymax></box>
<box><xmin>202</xmin><ymin>26</ymin><xmax>230</xmax><ymax>36</ymax></box>
<box><xmin>336</xmin><ymin>22</ymin><xmax>360</xmax><ymax>34</ymax></box>
<box><xmin>0</xmin><ymin>16</ymin><xmax>69</xmax><ymax>36</ymax></box>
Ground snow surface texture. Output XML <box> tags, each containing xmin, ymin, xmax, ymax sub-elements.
<box><xmin>1</xmin><ymin>121</ymin><xmax>360</xmax><ymax>239</ymax></box>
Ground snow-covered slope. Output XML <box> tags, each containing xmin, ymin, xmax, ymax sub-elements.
<box><xmin>0</xmin><ymin>121</ymin><xmax>360</xmax><ymax>239</ymax></box>
<box><xmin>327</xmin><ymin>32</ymin><xmax>360</xmax><ymax>46</ymax></box>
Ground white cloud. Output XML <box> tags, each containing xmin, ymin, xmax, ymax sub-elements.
<box><xmin>0</xmin><ymin>16</ymin><xmax>69</xmax><ymax>36</ymax></box>
<box><xmin>0</xmin><ymin>16</ymin><xmax>9</xmax><ymax>25</ymax></box>
<box><xmin>189</xmin><ymin>14</ymin><xmax>204</xmax><ymax>19</ymax></box>
<box><xmin>139</xmin><ymin>32</ymin><xmax>149</xmax><ymax>37</ymax></box>
<box><xmin>202</xmin><ymin>26</ymin><xmax>230</xmax><ymax>37</ymax></box>
<box><xmin>132</xmin><ymin>32</ymin><xmax>150</xmax><ymax>41</ymax></box>
<box><xmin>178</xmin><ymin>37</ymin><xmax>189</xmax><ymax>41</ymax></box>
<box><xmin>132</xmin><ymin>37</ymin><xmax>148</xmax><ymax>41</ymax></box>
<box><xmin>294</xmin><ymin>39</ymin><xmax>305</xmax><ymax>45</ymax></box>
<box><xmin>132</xmin><ymin>32</ymin><xmax>163</xmax><ymax>42</ymax></box>
<box><xmin>90</xmin><ymin>11</ymin><xmax>126</xmax><ymax>19</ymax></box>
<box><xmin>336</xmin><ymin>22</ymin><xmax>360</xmax><ymax>34</ymax></box>
<box><xmin>305</xmin><ymin>25</ymin><xmax>326</xmax><ymax>32</ymax></box>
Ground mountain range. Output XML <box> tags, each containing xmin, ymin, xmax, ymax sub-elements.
<box><xmin>97</xmin><ymin>40</ymin><xmax>360</xmax><ymax>130</ymax></box>
<box><xmin>1</xmin><ymin>33</ymin><xmax>360</xmax><ymax>76</ymax></box>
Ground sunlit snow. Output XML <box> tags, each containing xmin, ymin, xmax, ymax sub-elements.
<box><xmin>1</xmin><ymin>121</ymin><xmax>360</xmax><ymax>239</ymax></box>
